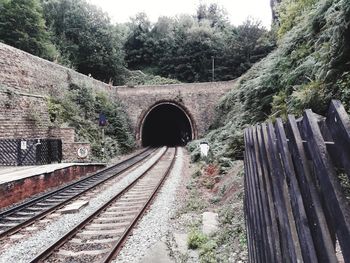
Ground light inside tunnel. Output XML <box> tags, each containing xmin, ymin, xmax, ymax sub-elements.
<box><xmin>141</xmin><ymin>104</ymin><xmax>193</xmax><ymax>147</ymax></box>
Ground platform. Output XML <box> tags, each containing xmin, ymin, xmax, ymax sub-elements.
<box><xmin>0</xmin><ymin>163</ymin><xmax>104</xmax><ymax>184</ymax></box>
<box><xmin>0</xmin><ymin>163</ymin><xmax>105</xmax><ymax>209</ymax></box>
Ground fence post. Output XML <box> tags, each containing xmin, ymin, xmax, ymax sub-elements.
<box><xmin>16</xmin><ymin>139</ymin><xmax>22</xmax><ymax>166</ymax></box>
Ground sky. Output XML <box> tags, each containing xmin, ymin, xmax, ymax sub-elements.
<box><xmin>87</xmin><ymin>0</ymin><xmax>272</xmax><ymax>29</ymax></box>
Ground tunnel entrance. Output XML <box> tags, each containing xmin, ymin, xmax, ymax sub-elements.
<box><xmin>141</xmin><ymin>103</ymin><xmax>193</xmax><ymax>147</ymax></box>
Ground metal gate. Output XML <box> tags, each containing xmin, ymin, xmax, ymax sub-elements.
<box><xmin>0</xmin><ymin>139</ymin><xmax>62</xmax><ymax>166</ymax></box>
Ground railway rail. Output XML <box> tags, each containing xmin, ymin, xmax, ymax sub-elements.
<box><xmin>0</xmin><ymin>147</ymin><xmax>156</xmax><ymax>240</ymax></box>
<box><xmin>30</xmin><ymin>147</ymin><xmax>177</xmax><ymax>263</ymax></box>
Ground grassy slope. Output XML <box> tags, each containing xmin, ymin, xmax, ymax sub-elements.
<box><xmin>189</xmin><ymin>0</ymin><xmax>350</xmax><ymax>166</ymax></box>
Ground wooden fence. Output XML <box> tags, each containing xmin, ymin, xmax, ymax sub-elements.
<box><xmin>243</xmin><ymin>100</ymin><xmax>350</xmax><ymax>263</ymax></box>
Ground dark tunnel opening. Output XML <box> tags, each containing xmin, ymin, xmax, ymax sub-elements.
<box><xmin>142</xmin><ymin>104</ymin><xmax>193</xmax><ymax>147</ymax></box>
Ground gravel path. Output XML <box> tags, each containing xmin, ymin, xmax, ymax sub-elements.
<box><xmin>0</xmin><ymin>147</ymin><xmax>166</xmax><ymax>263</ymax></box>
<box><xmin>114</xmin><ymin>147</ymin><xmax>184</xmax><ymax>263</ymax></box>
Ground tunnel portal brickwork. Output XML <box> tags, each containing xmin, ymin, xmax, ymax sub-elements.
<box><xmin>0</xmin><ymin>43</ymin><xmax>234</xmax><ymax>146</ymax></box>
<box><xmin>116</xmin><ymin>82</ymin><xmax>233</xmax><ymax>145</ymax></box>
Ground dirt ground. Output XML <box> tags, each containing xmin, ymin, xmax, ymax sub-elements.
<box><xmin>166</xmin><ymin>151</ymin><xmax>248</xmax><ymax>263</ymax></box>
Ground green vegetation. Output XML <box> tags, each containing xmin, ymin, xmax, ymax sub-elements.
<box><xmin>48</xmin><ymin>83</ymin><xmax>134</xmax><ymax>161</ymax></box>
<box><xmin>123</xmin><ymin>70</ymin><xmax>181</xmax><ymax>86</ymax></box>
<box><xmin>183</xmin><ymin>187</ymin><xmax>207</xmax><ymax>213</ymax></box>
<box><xmin>0</xmin><ymin>0</ymin><xmax>274</xmax><ymax>84</ymax></box>
<box><xmin>41</xmin><ymin>0</ymin><xmax>126</xmax><ymax>84</ymax></box>
<box><xmin>124</xmin><ymin>8</ymin><xmax>275</xmax><ymax>82</ymax></box>
<box><xmin>190</xmin><ymin>0</ymin><xmax>350</xmax><ymax>165</ymax></box>
<box><xmin>277</xmin><ymin>0</ymin><xmax>318</xmax><ymax>37</ymax></box>
<box><xmin>0</xmin><ymin>0</ymin><xmax>56</xmax><ymax>59</ymax></box>
<box><xmin>188</xmin><ymin>230</ymin><xmax>208</xmax><ymax>250</ymax></box>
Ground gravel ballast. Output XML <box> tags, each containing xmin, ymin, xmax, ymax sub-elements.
<box><xmin>0</xmin><ymin>147</ymin><xmax>166</xmax><ymax>263</ymax></box>
<box><xmin>114</xmin><ymin>147</ymin><xmax>184</xmax><ymax>263</ymax></box>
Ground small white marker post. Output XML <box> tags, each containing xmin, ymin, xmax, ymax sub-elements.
<box><xmin>200</xmin><ymin>142</ymin><xmax>210</xmax><ymax>162</ymax></box>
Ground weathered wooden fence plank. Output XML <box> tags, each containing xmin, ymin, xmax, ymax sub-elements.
<box><xmin>243</xmin><ymin>150</ymin><xmax>254</xmax><ymax>263</ymax></box>
<box><xmin>245</xmin><ymin>128</ymin><xmax>266</xmax><ymax>262</ymax></box>
<box><xmin>244</xmin><ymin>130</ymin><xmax>260</xmax><ymax>262</ymax></box>
<box><xmin>327</xmin><ymin>100</ymin><xmax>350</xmax><ymax>181</ymax></box>
<box><xmin>302</xmin><ymin>109</ymin><xmax>350</xmax><ymax>262</ymax></box>
<box><xmin>251</xmin><ymin>126</ymin><xmax>274</xmax><ymax>262</ymax></box>
<box><xmin>262</xmin><ymin>123</ymin><xmax>299</xmax><ymax>263</ymax></box>
<box><xmin>286</xmin><ymin>115</ymin><xmax>337</xmax><ymax>263</ymax></box>
<box><xmin>256</xmin><ymin>124</ymin><xmax>281</xmax><ymax>263</ymax></box>
<box><xmin>274</xmin><ymin>118</ymin><xmax>317</xmax><ymax>262</ymax></box>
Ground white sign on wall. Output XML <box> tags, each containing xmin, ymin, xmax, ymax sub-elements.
<box><xmin>77</xmin><ymin>147</ymin><xmax>89</xmax><ymax>159</ymax></box>
<box><xmin>20</xmin><ymin>141</ymin><xmax>27</xmax><ymax>150</ymax></box>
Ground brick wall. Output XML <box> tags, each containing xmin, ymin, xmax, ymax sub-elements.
<box><xmin>62</xmin><ymin>143</ymin><xmax>91</xmax><ymax>162</ymax></box>
<box><xmin>116</xmin><ymin>81</ymin><xmax>234</xmax><ymax>141</ymax></box>
<box><xmin>49</xmin><ymin>127</ymin><xmax>91</xmax><ymax>162</ymax></box>
<box><xmin>49</xmin><ymin>127</ymin><xmax>75</xmax><ymax>144</ymax></box>
<box><xmin>0</xmin><ymin>91</ymin><xmax>50</xmax><ymax>139</ymax></box>
<box><xmin>0</xmin><ymin>43</ymin><xmax>115</xmax><ymax>97</ymax></box>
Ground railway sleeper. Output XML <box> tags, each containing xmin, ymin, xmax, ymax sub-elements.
<box><xmin>70</xmin><ymin>237</ymin><xmax>119</xmax><ymax>245</ymax></box>
<box><xmin>56</xmin><ymin>248</ymin><xmax>111</xmax><ymax>257</ymax></box>
<box><xmin>85</xmin><ymin>222</ymin><xmax>130</xmax><ymax>230</ymax></box>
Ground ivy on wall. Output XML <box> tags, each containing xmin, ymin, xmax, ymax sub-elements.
<box><xmin>48</xmin><ymin>83</ymin><xmax>135</xmax><ymax>161</ymax></box>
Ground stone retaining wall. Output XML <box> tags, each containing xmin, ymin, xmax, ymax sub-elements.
<box><xmin>0</xmin><ymin>91</ymin><xmax>50</xmax><ymax>139</ymax></box>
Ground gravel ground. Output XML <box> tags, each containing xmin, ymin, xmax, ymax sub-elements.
<box><xmin>0</xmin><ymin>147</ymin><xmax>166</xmax><ymax>263</ymax></box>
<box><xmin>114</xmin><ymin>147</ymin><xmax>184</xmax><ymax>263</ymax></box>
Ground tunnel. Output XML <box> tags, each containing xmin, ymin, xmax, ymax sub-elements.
<box><xmin>141</xmin><ymin>103</ymin><xmax>193</xmax><ymax>147</ymax></box>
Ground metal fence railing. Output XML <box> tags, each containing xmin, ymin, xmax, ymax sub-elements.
<box><xmin>0</xmin><ymin>139</ymin><xmax>62</xmax><ymax>166</ymax></box>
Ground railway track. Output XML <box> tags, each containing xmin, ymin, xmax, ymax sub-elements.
<box><xmin>30</xmin><ymin>147</ymin><xmax>177</xmax><ymax>263</ymax></box>
<box><xmin>0</xmin><ymin>147</ymin><xmax>156</xmax><ymax>240</ymax></box>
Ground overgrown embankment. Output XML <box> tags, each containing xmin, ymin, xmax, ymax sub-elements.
<box><xmin>190</xmin><ymin>0</ymin><xmax>350</xmax><ymax>165</ymax></box>
<box><xmin>49</xmin><ymin>83</ymin><xmax>134</xmax><ymax>161</ymax></box>
<box><xmin>187</xmin><ymin>3</ymin><xmax>350</xmax><ymax>259</ymax></box>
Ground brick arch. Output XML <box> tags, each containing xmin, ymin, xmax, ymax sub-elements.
<box><xmin>136</xmin><ymin>100</ymin><xmax>198</xmax><ymax>144</ymax></box>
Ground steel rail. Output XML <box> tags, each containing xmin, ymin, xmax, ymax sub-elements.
<box><xmin>0</xmin><ymin>147</ymin><xmax>156</xmax><ymax>239</ymax></box>
<box><xmin>101</xmin><ymin>147</ymin><xmax>177</xmax><ymax>262</ymax></box>
<box><xmin>0</xmin><ymin>147</ymin><xmax>151</xmax><ymax>218</ymax></box>
<box><xmin>30</xmin><ymin>147</ymin><xmax>175</xmax><ymax>263</ymax></box>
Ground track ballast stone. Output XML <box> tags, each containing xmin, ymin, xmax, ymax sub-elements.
<box><xmin>0</xmin><ymin>148</ymin><xmax>166</xmax><ymax>263</ymax></box>
<box><xmin>114</xmin><ymin>148</ymin><xmax>184</xmax><ymax>263</ymax></box>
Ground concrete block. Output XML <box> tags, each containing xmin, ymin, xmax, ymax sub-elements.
<box><xmin>174</xmin><ymin>233</ymin><xmax>188</xmax><ymax>254</ymax></box>
<box><xmin>202</xmin><ymin>212</ymin><xmax>219</xmax><ymax>235</ymax></box>
<box><xmin>60</xmin><ymin>200</ymin><xmax>89</xmax><ymax>214</ymax></box>
<box><xmin>139</xmin><ymin>241</ymin><xmax>174</xmax><ymax>263</ymax></box>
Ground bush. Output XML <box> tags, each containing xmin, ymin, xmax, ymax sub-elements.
<box><xmin>199</xmin><ymin>240</ymin><xmax>218</xmax><ymax>263</ymax></box>
<box><xmin>124</xmin><ymin>70</ymin><xmax>181</xmax><ymax>86</ymax></box>
<box><xmin>277</xmin><ymin>0</ymin><xmax>318</xmax><ymax>38</ymax></box>
<box><xmin>48</xmin><ymin>83</ymin><xmax>134</xmax><ymax>161</ymax></box>
<box><xmin>188</xmin><ymin>230</ymin><xmax>208</xmax><ymax>249</ymax></box>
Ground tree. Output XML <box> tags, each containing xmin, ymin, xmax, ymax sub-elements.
<box><xmin>0</xmin><ymin>0</ymin><xmax>56</xmax><ymax>59</ymax></box>
<box><xmin>42</xmin><ymin>0</ymin><xmax>125</xmax><ymax>84</ymax></box>
<box><xmin>124</xmin><ymin>13</ymin><xmax>153</xmax><ymax>70</ymax></box>
<box><xmin>196</xmin><ymin>3</ymin><xmax>229</xmax><ymax>28</ymax></box>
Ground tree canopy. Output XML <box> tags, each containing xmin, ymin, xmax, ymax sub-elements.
<box><xmin>0</xmin><ymin>0</ymin><xmax>56</xmax><ymax>59</ymax></box>
<box><xmin>41</xmin><ymin>0</ymin><xmax>125</xmax><ymax>84</ymax></box>
<box><xmin>123</xmin><ymin>4</ymin><xmax>275</xmax><ymax>82</ymax></box>
<box><xmin>0</xmin><ymin>0</ymin><xmax>275</xmax><ymax>84</ymax></box>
